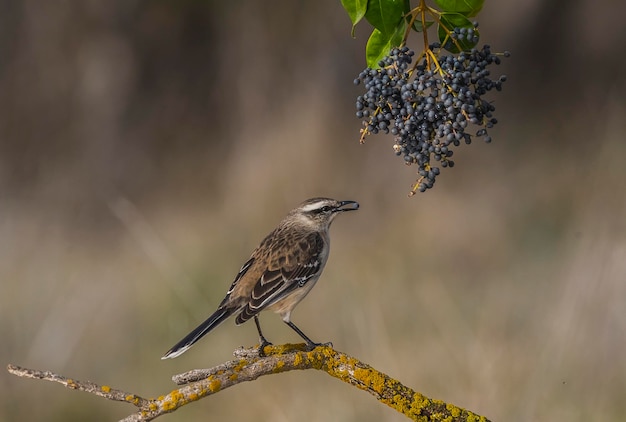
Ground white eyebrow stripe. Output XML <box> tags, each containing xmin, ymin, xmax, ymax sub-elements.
<box><xmin>300</xmin><ymin>201</ymin><xmax>330</xmax><ymax>213</ymax></box>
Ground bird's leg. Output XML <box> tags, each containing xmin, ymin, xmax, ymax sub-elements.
<box><xmin>284</xmin><ymin>321</ymin><xmax>332</xmax><ymax>350</ymax></box>
<box><xmin>254</xmin><ymin>315</ymin><xmax>272</xmax><ymax>356</ymax></box>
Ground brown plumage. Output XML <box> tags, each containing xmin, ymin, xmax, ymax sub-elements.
<box><xmin>162</xmin><ymin>197</ymin><xmax>359</xmax><ymax>359</ymax></box>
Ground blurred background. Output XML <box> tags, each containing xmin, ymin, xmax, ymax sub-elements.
<box><xmin>1</xmin><ymin>0</ymin><xmax>625</xmax><ymax>420</ymax></box>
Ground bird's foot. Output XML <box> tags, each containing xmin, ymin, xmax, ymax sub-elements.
<box><xmin>257</xmin><ymin>338</ymin><xmax>273</xmax><ymax>357</ymax></box>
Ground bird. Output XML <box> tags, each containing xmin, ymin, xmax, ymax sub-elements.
<box><xmin>161</xmin><ymin>197</ymin><xmax>359</xmax><ymax>359</ymax></box>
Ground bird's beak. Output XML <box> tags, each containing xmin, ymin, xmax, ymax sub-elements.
<box><xmin>337</xmin><ymin>200</ymin><xmax>359</xmax><ymax>212</ymax></box>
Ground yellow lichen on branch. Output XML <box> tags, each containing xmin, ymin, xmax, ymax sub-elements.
<box><xmin>7</xmin><ymin>345</ymin><xmax>490</xmax><ymax>422</ymax></box>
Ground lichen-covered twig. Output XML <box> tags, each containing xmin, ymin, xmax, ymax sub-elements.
<box><xmin>6</xmin><ymin>364</ymin><xmax>148</xmax><ymax>408</ymax></box>
<box><xmin>7</xmin><ymin>344</ymin><xmax>490</xmax><ymax>422</ymax></box>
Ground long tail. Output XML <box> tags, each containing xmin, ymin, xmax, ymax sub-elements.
<box><xmin>161</xmin><ymin>307</ymin><xmax>235</xmax><ymax>359</ymax></box>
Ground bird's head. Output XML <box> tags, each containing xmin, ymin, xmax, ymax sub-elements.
<box><xmin>289</xmin><ymin>197</ymin><xmax>359</xmax><ymax>230</ymax></box>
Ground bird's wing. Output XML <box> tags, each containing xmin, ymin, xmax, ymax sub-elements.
<box><xmin>236</xmin><ymin>231</ymin><xmax>325</xmax><ymax>323</ymax></box>
<box><xmin>217</xmin><ymin>256</ymin><xmax>255</xmax><ymax>307</ymax></box>
<box><xmin>226</xmin><ymin>257</ymin><xmax>255</xmax><ymax>295</ymax></box>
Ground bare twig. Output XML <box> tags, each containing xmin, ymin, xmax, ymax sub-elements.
<box><xmin>6</xmin><ymin>364</ymin><xmax>148</xmax><ymax>408</ymax></box>
<box><xmin>7</xmin><ymin>344</ymin><xmax>490</xmax><ymax>422</ymax></box>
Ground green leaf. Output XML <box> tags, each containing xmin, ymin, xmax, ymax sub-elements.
<box><xmin>433</xmin><ymin>0</ymin><xmax>484</xmax><ymax>17</ymax></box>
<box><xmin>340</xmin><ymin>0</ymin><xmax>368</xmax><ymax>29</ymax></box>
<box><xmin>437</xmin><ymin>13</ymin><xmax>479</xmax><ymax>53</ymax></box>
<box><xmin>365</xmin><ymin>0</ymin><xmax>407</xmax><ymax>36</ymax></box>
<box><xmin>365</xmin><ymin>21</ymin><xmax>406</xmax><ymax>68</ymax></box>
<box><xmin>412</xmin><ymin>20</ymin><xmax>434</xmax><ymax>32</ymax></box>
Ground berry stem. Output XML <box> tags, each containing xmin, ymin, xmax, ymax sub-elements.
<box><xmin>419</xmin><ymin>0</ymin><xmax>429</xmax><ymax>53</ymax></box>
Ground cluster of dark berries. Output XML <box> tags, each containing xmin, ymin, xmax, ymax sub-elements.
<box><xmin>451</xmin><ymin>26</ymin><xmax>479</xmax><ymax>43</ymax></box>
<box><xmin>354</xmin><ymin>45</ymin><xmax>509</xmax><ymax>194</ymax></box>
<box><xmin>443</xmin><ymin>26</ymin><xmax>480</xmax><ymax>51</ymax></box>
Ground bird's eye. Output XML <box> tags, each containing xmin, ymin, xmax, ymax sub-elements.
<box><xmin>320</xmin><ymin>206</ymin><xmax>333</xmax><ymax>213</ymax></box>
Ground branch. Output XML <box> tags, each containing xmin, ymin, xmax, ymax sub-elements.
<box><xmin>7</xmin><ymin>344</ymin><xmax>490</xmax><ymax>422</ymax></box>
